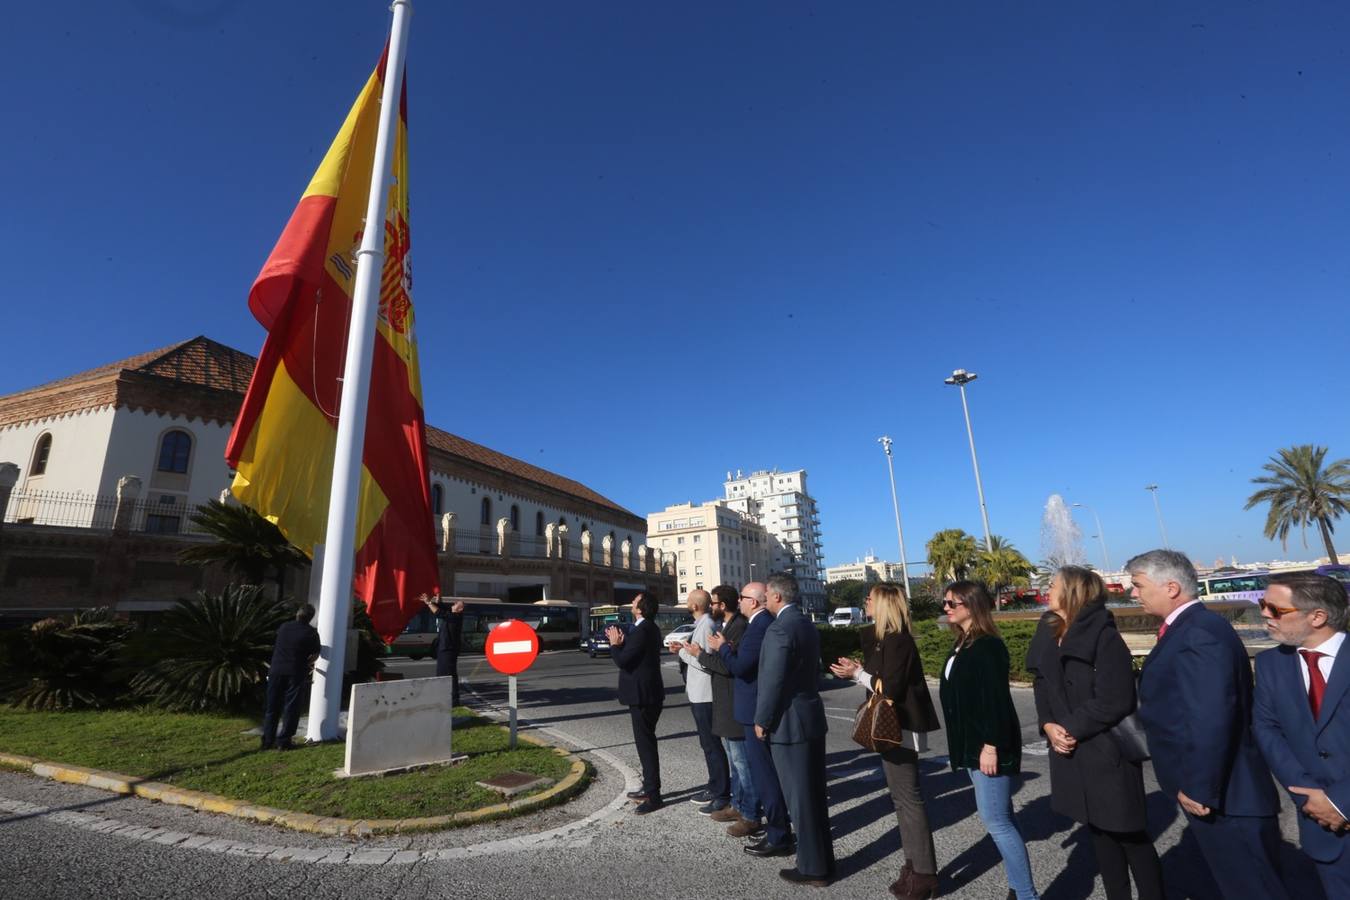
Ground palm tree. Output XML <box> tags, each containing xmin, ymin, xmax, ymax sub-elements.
<box><xmin>926</xmin><ymin>528</ymin><xmax>980</xmax><ymax>584</ymax></box>
<box><xmin>975</xmin><ymin>536</ymin><xmax>1036</xmax><ymax>595</ymax></box>
<box><xmin>179</xmin><ymin>500</ymin><xmax>310</xmax><ymax>599</ymax></box>
<box><xmin>1245</xmin><ymin>445</ymin><xmax>1350</xmax><ymax>565</ymax></box>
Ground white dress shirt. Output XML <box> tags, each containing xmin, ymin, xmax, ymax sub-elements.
<box><xmin>679</xmin><ymin>613</ymin><xmax>715</xmax><ymax>703</ymax></box>
<box><xmin>1299</xmin><ymin>630</ymin><xmax>1344</xmax><ymax>692</ymax></box>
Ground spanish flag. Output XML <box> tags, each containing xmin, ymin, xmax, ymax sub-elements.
<box><xmin>225</xmin><ymin>46</ymin><xmax>438</xmax><ymax>642</ymax></box>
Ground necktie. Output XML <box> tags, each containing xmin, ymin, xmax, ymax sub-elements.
<box><xmin>1156</xmin><ymin>621</ymin><xmax>1168</xmax><ymax>640</ymax></box>
<box><xmin>1301</xmin><ymin>650</ymin><xmax>1327</xmax><ymax>719</ymax></box>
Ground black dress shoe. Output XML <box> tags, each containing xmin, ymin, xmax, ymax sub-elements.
<box><xmin>779</xmin><ymin>867</ymin><xmax>830</xmax><ymax>888</ymax></box>
<box><xmin>744</xmin><ymin>840</ymin><xmax>795</xmax><ymax>858</ymax></box>
<box><xmin>626</xmin><ymin>789</ymin><xmax>650</xmax><ymax>799</ymax></box>
<box><xmin>634</xmin><ymin>797</ymin><xmax>664</xmax><ymax>815</ymax></box>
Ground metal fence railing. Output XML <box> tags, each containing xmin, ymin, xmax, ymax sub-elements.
<box><xmin>3</xmin><ymin>488</ymin><xmax>212</xmax><ymax>536</ymax></box>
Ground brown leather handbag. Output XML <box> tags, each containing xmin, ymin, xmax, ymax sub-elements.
<box><xmin>852</xmin><ymin>690</ymin><xmax>905</xmax><ymax>752</ymax></box>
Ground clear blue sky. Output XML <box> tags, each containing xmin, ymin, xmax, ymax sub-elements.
<box><xmin>5</xmin><ymin>2</ymin><xmax>1349</xmax><ymax>571</ymax></box>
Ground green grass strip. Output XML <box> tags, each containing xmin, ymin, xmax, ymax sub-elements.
<box><xmin>0</xmin><ymin>707</ymin><xmax>577</xmax><ymax>821</ymax></box>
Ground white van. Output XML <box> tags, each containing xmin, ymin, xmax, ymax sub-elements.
<box><xmin>828</xmin><ymin>607</ymin><xmax>865</xmax><ymax>628</ymax></box>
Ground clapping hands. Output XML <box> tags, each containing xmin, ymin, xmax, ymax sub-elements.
<box><xmin>829</xmin><ymin>657</ymin><xmax>862</xmax><ymax>680</ymax></box>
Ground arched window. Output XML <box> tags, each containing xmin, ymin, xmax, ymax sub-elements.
<box><xmin>535</xmin><ymin>511</ymin><xmax>545</xmax><ymax>536</ymax></box>
<box><xmin>431</xmin><ymin>483</ymin><xmax>443</xmax><ymax>516</ymax></box>
<box><xmin>480</xmin><ymin>497</ymin><xmax>492</xmax><ymax>526</ymax></box>
<box><xmin>157</xmin><ymin>430</ymin><xmax>192</xmax><ymax>474</ymax></box>
<box><xmin>558</xmin><ymin>516</ymin><xmax>567</xmax><ymax>528</ymax></box>
<box><xmin>510</xmin><ymin>504</ymin><xmax>520</xmax><ymax>532</ymax></box>
<box><xmin>30</xmin><ymin>433</ymin><xmax>52</xmax><ymax>476</ymax></box>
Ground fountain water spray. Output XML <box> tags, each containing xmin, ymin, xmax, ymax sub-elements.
<box><xmin>1041</xmin><ymin>494</ymin><xmax>1086</xmax><ymax>569</ymax></box>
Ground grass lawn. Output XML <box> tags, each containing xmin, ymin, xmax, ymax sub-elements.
<box><xmin>0</xmin><ymin>707</ymin><xmax>581</xmax><ymax>821</ymax></box>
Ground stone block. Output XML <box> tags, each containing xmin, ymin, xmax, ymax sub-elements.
<box><xmin>343</xmin><ymin>676</ymin><xmax>456</xmax><ymax>777</ymax></box>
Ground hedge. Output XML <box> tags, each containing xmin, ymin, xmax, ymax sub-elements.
<box><xmin>818</xmin><ymin>617</ymin><xmax>1042</xmax><ymax>684</ymax></box>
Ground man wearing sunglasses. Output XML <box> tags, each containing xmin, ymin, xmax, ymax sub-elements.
<box><xmin>1129</xmin><ymin>549</ymin><xmax>1289</xmax><ymax>900</ymax></box>
<box><xmin>1252</xmin><ymin>572</ymin><xmax>1350</xmax><ymax>898</ymax></box>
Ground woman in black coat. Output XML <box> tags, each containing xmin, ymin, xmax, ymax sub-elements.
<box><xmin>831</xmin><ymin>583</ymin><xmax>941</xmax><ymax>900</ymax></box>
<box><xmin>1025</xmin><ymin>566</ymin><xmax>1163</xmax><ymax>900</ymax></box>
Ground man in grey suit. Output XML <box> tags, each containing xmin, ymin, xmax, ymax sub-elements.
<box><xmin>756</xmin><ymin>572</ymin><xmax>835</xmax><ymax>887</ymax></box>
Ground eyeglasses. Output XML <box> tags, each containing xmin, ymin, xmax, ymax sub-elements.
<box><xmin>1259</xmin><ymin>598</ymin><xmax>1300</xmax><ymax>617</ymax></box>
<box><xmin>738</xmin><ymin>595</ymin><xmax>758</xmax><ymax>602</ymax></box>
<box><xmin>941</xmin><ymin>599</ymin><xmax>965</xmax><ymax>609</ymax></box>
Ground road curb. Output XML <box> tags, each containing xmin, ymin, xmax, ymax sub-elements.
<box><xmin>0</xmin><ymin>734</ymin><xmax>589</xmax><ymax>836</ymax></box>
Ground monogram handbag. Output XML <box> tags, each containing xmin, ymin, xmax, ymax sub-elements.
<box><xmin>852</xmin><ymin>691</ymin><xmax>905</xmax><ymax>752</ymax></box>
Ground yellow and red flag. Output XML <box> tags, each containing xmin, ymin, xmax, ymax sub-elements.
<box><xmin>225</xmin><ymin>46</ymin><xmax>438</xmax><ymax>642</ymax></box>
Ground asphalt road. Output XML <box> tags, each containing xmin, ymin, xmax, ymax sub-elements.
<box><xmin>0</xmin><ymin>647</ymin><xmax>1328</xmax><ymax>899</ymax></box>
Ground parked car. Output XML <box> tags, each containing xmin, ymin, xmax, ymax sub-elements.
<box><xmin>662</xmin><ymin>622</ymin><xmax>697</xmax><ymax>651</ymax></box>
<box><xmin>586</xmin><ymin>630</ymin><xmax>613</xmax><ymax>658</ymax></box>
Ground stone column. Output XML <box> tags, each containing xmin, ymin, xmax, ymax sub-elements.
<box><xmin>601</xmin><ymin>533</ymin><xmax>614</xmax><ymax>568</ymax></box>
<box><xmin>0</xmin><ymin>463</ymin><xmax>18</xmax><ymax>532</ymax></box>
<box><xmin>113</xmin><ymin>476</ymin><xmax>142</xmax><ymax>534</ymax></box>
<box><xmin>441</xmin><ymin>512</ymin><xmax>456</xmax><ymax>554</ymax></box>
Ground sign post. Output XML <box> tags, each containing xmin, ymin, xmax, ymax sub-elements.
<box><xmin>484</xmin><ymin>619</ymin><xmax>540</xmax><ymax>749</ymax></box>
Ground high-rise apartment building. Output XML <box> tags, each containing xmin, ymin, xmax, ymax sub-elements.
<box><xmin>722</xmin><ymin>468</ymin><xmax>826</xmax><ymax>613</ymax></box>
<box><xmin>647</xmin><ymin>501</ymin><xmax>775</xmax><ymax>599</ymax></box>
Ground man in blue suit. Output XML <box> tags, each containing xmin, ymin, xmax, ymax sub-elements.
<box><xmin>1129</xmin><ymin>549</ymin><xmax>1290</xmax><ymax>900</ymax></box>
<box><xmin>709</xmin><ymin>581</ymin><xmax>793</xmax><ymax>853</ymax></box>
<box><xmin>756</xmin><ymin>572</ymin><xmax>835</xmax><ymax>887</ymax></box>
<box><xmin>608</xmin><ymin>592</ymin><xmax>666</xmax><ymax>815</ymax></box>
<box><xmin>1253</xmin><ymin>571</ymin><xmax>1350</xmax><ymax>898</ymax></box>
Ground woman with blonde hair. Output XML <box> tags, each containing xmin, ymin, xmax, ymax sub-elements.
<box><xmin>939</xmin><ymin>580</ymin><xmax>1039</xmax><ymax>900</ymax></box>
<box><xmin>1026</xmin><ymin>566</ymin><xmax>1163</xmax><ymax>900</ymax></box>
<box><xmin>831</xmin><ymin>583</ymin><xmax>940</xmax><ymax>899</ymax></box>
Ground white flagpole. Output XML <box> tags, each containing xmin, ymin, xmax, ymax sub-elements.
<box><xmin>306</xmin><ymin>0</ymin><xmax>414</xmax><ymax>743</ymax></box>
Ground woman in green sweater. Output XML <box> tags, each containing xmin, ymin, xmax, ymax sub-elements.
<box><xmin>938</xmin><ymin>580</ymin><xmax>1039</xmax><ymax>900</ymax></box>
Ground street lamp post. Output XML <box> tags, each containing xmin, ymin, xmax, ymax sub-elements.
<box><xmin>944</xmin><ymin>368</ymin><xmax>992</xmax><ymax>550</ymax></box>
<box><xmin>1144</xmin><ymin>484</ymin><xmax>1170</xmax><ymax>549</ymax></box>
<box><xmin>877</xmin><ymin>436</ymin><xmax>912</xmax><ymax>599</ymax></box>
<box><xmin>1071</xmin><ymin>502</ymin><xmax>1111</xmax><ymax>572</ymax></box>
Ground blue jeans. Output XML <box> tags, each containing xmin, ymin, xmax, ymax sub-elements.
<box><xmin>724</xmin><ymin>736</ymin><xmax>759</xmax><ymax>819</ymax></box>
<box><xmin>968</xmin><ymin>770</ymin><xmax>1039</xmax><ymax>900</ymax></box>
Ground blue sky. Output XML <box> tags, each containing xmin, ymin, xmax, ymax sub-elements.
<box><xmin>5</xmin><ymin>1</ymin><xmax>1349</xmax><ymax>571</ymax></box>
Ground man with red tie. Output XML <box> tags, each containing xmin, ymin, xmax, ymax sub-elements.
<box><xmin>1130</xmin><ymin>549</ymin><xmax>1290</xmax><ymax>899</ymax></box>
<box><xmin>1253</xmin><ymin>571</ymin><xmax>1350</xmax><ymax>898</ymax></box>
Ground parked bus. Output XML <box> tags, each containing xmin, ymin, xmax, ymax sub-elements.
<box><xmin>388</xmin><ymin>598</ymin><xmax>583</xmax><ymax>658</ymax></box>
<box><xmin>1195</xmin><ymin>570</ymin><xmax>1268</xmax><ymax>605</ymax></box>
<box><xmin>585</xmin><ymin>603</ymin><xmax>692</xmax><ymax>656</ymax></box>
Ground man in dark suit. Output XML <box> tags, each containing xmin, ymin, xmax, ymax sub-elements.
<box><xmin>260</xmin><ymin>603</ymin><xmax>321</xmax><ymax>751</ymax></box>
<box><xmin>756</xmin><ymin>571</ymin><xmax>835</xmax><ymax>888</ymax></box>
<box><xmin>608</xmin><ymin>592</ymin><xmax>665</xmax><ymax>814</ymax></box>
<box><xmin>423</xmin><ymin>593</ymin><xmax>465</xmax><ymax>707</ymax></box>
<box><xmin>1253</xmin><ymin>571</ymin><xmax>1350</xmax><ymax>898</ymax></box>
<box><xmin>710</xmin><ymin>581</ymin><xmax>793</xmax><ymax>851</ymax></box>
<box><xmin>1130</xmin><ymin>549</ymin><xmax>1290</xmax><ymax>900</ymax></box>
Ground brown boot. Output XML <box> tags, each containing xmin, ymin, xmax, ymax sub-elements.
<box><xmin>726</xmin><ymin>816</ymin><xmax>765</xmax><ymax>839</ymax></box>
<box><xmin>892</xmin><ymin>864</ymin><xmax>939</xmax><ymax>900</ymax></box>
<box><xmin>888</xmin><ymin>860</ymin><xmax>913</xmax><ymax>898</ymax></box>
<box><xmin>709</xmin><ymin>806</ymin><xmax>740</xmax><ymax>823</ymax></box>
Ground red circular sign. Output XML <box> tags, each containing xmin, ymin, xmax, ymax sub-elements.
<box><xmin>484</xmin><ymin>619</ymin><xmax>540</xmax><ymax>675</ymax></box>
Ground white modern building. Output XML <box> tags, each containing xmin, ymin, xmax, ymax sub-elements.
<box><xmin>646</xmin><ymin>501</ymin><xmax>775</xmax><ymax>600</ymax></box>
<box><xmin>825</xmin><ymin>555</ymin><xmax>906</xmax><ymax>585</ymax></box>
<box><xmin>721</xmin><ymin>468</ymin><xmax>826</xmax><ymax>613</ymax></box>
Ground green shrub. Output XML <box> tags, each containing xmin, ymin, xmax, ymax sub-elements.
<box><xmin>0</xmin><ymin>609</ymin><xmax>135</xmax><ymax>710</ymax></box>
<box><xmin>912</xmin><ymin>618</ymin><xmax>1041</xmax><ymax>682</ymax></box>
<box><xmin>131</xmin><ymin>584</ymin><xmax>290</xmax><ymax>711</ymax></box>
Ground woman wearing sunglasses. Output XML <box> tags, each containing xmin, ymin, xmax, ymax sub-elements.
<box><xmin>1025</xmin><ymin>567</ymin><xmax>1163</xmax><ymax>900</ymax></box>
<box><xmin>939</xmin><ymin>580</ymin><xmax>1039</xmax><ymax>900</ymax></box>
<box><xmin>830</xmin><ymin>583</ymin><xmax>941</xmax><ymax>900</ymax></box>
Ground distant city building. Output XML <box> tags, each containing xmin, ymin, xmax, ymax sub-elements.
<box><xmin>646</xmin><ymin>501</ymin><xmax>775</xmax><ymax>600</ymax></box>
<box><xmin>826</xmin><ymin>555</ymin><xmax>905</xmax><ymax>585</ymax></box>
<box><xmin>721</xmin><ymin>468</ymin><xmax>826</xmax><ymax>613</ymax></box>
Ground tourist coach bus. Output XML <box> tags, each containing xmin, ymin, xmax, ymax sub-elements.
<box><xmin>388</xmin><ymin>598</ymin><xmax>583</xmax><ymax>658</ymax></box>
<box><xmin>1195</xmin><ymin>565</ymin><xmax>1350</xmax><ymax>606</ymax></box>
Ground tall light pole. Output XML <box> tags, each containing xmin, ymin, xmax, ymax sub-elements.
<box><xmin>877</xmin><ymin>436</ymin><xmax>912</xmax><ymax>598</ymax></box>
<box><xmin>1071</xmin><ymin>502</ymin><xmax>1111</xmax><ymax>572</ymax></box>
<box><xmin>944</xmin><ymin>368</ymin><xmax>992</xmax><ymax>550</ymax></box>
<box><xmin>1144</xmin><ymin>484</ymin><xmax>1170</xmax><ymax>549</ymax></box>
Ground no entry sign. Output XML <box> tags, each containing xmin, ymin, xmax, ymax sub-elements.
<box><xmin>484</xmin><ymin>619</ymin><xmax>540</xmax><ymax>675</ymax></box>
